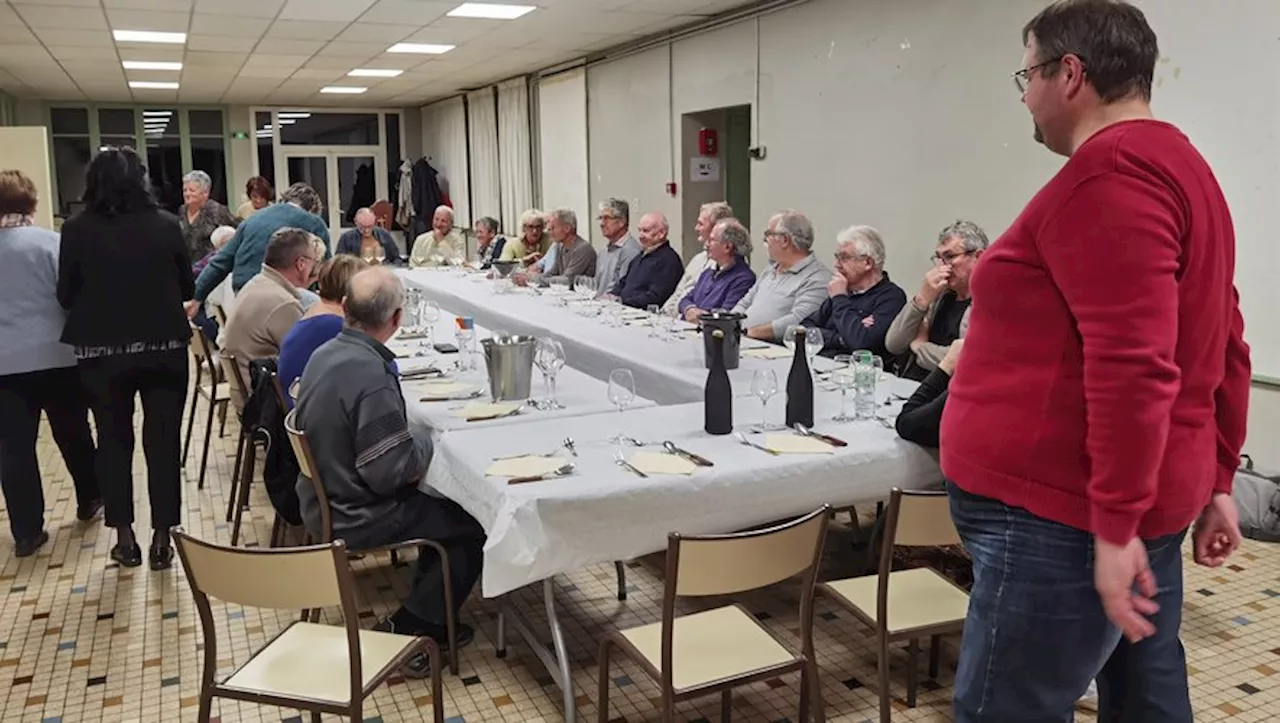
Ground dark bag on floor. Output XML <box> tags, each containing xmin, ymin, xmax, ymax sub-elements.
<box><xmin>245</xmin><ymin>358</ymin><xmax>302</xmax><ymax>527</ymax></box>
<box><xmin>1234</xmin><ymin>455</ymin><xmax>1280</xmax><ymax>543</ymax></box>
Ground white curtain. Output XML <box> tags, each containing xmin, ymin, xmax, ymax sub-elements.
<box><xmin>467</xmin><ymin>88</ymin><xmax>502</xmax><ymax>232</ymax></box>
<box><xmin>536</xmin><ymin>69</ymin><xmax>589</xmax><ymax>239</ymax></box>
<box><xmin>419</xmin><ymin>96</ymin><xmax>471</xmax><ymax>226</ymax></box>
<box><xmin>497</xmin><ymin>77</ymin><xmax>534</xmax><ymax>234</ymax></box>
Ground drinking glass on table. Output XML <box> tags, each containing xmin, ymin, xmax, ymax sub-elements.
<box><xmin>851</xmin><ymin>349</ymin><xmax>881</xmax><ymax>420</ymax></box>
<box><xmin>419</xmin><ymin>300</ymin><xmax>441</xmax><ymax>345</ymax></box>
<box><xmin>782</xmin><ymin>324</ymin><xmax>799</xmax><ymax>352</ymax></box>
<box><xmin>804</xmin><ymin>325</ymin><xmax>824</xmax><ymax>364</ymax></box>
<box><xmin>456</xmin><ymin>327</ymin><xmax>476</xmax><ymax>371</ymax></box>
<box><xmin>373</xmin><ymin>245</ymin><xmax>386</xmax><ymax>265</ymax></box>
<box><xmin>646</xmin><ymin>305</ymin><xmax>662</xmax><ymax>337</ymax></box>
<box><xmin>831</xmin><ymin>354</ymin><xmax>857</xmax><ymax>422</ymax></box>
<box><xmin>751</xmin><ymin>369</ymin><xmax>780</xmax><ymax>431</ymax></box>
<box><xmin>607</xmin><ymin>368</ymin><xmax>636</xmax><ymax>443</ymax></box>
<box><xmin>535</xmin><ymin>338</ymin><xmax>567</xmax><ymax>409</ymax></box>
<box><xmin>550</xmin><ymin>277</ymin><xmax>571</xmax><ymax>303</ymax></box>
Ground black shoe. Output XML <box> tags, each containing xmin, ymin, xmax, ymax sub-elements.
<box><xmin>110</xmin><ymin>543</ymin><xmax>142</xmax><ymax>567</ymax></box>
<box><xmin>148</xmin><ymin>542</ymin><xmax>174</xmax><ymax>571</ymax></box>
<box><xmin>14</xmin><ymin>531</ymin><xmax>49</xmax><ymax>558</ymax></box>
<box><xmin>76</xmin><ymin>498</ymin><xmax>104</xmax><ymax>522</ymax></box>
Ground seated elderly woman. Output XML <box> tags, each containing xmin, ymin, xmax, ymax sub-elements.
<box><xmin>409</xmin><ymin>205</ymin><xmax>465</xmax><ymax>267</ymax></box>
<box><xmin>192</xmin><ymin>224</ymin><xmax>237</xmax><ymax>346</ymax></box>
<box><xmin>236</xmin><ymin>176</ymin><xmax>274</xmax><ymax>220</ymax></box>
<box><xmin>894</xmin><ymin>339</ymin><xmax>962</xmax><ymax>447</ymax></box>
<box><xmin>677</xmin><ymin>218</ymin><xmax>756</xmax><ymax>321</ymax></box>
<box><xmin>277</xmin><ymin>255</ymin><xmax>370</xmax><ymax>408</ymax></box>
<box><xmin>497</xmin><ymin>208</ymin><xmax>549</xmax><ymax>266</ymax></box>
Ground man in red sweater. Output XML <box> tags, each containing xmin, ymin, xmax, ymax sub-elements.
<box><xmin>940</xmin><ymin>1</ymin><xmax>1251</xmax><ymax>720</ymax></box>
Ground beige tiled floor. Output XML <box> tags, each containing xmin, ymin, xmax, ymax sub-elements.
<box><xmin>2</xmin><ymin>408</ymin><xmax>1278</xmax><ymax>722</ymax></box>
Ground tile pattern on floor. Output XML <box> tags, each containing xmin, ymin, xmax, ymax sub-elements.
<box><xmin>1</xmin><ymin>408</ymin><xmax>1277</xmax><ymax>722</ymax></box>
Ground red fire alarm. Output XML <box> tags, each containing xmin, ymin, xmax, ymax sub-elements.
<box><xmin>665</xmin><ymin>181</ymin><xmax>678</xmax><ymax>196</ymax></box>
<box><xmin>698</xmin><ymin>127</ymin><xmax>718</xmax><ymax>156</ymax></box>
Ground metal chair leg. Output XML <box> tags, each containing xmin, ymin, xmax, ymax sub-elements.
<box><xmin>614</xmin><ymin>560</ymin><xmax>627</xmax><ymax>601</ymax></box>
<box><xmin>229</xmin><ymin>443</ymin><xmax>254</xmax><ymax>546</ymax></box>
<box><xmin>906</xmin><ymin>638</ymin><xmax>919</xmax><ymax>708</ymax></box>
<box><xmin>929</xmin><ymin>634</ymin><xmax>941</xmax><ymax>679</ymax></box>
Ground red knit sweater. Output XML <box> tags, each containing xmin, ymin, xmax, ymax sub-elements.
<box><xmin>941</xmin><ymin>120</ymin><xmax>1251</xmax><ymax>545</ymax></box>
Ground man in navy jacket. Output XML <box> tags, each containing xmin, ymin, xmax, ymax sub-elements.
<box><xmin>611</xmin><ymin>211</ymin><xmax>684</xmax><ymax>309</ymax></box>
<box><xmin>801</xmin><ymin>224</ymin><xmax>906</xmax><ymax>359</ymax></box>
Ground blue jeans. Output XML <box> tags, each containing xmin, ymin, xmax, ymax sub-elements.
<box><xmin>947</xmin><ymin>482</ymin><xmax>1192</xmax><ymax>723</ymax></box>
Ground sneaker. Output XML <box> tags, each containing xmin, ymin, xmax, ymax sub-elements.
<box><xmin>14</xmin><ymin>530</ymin><xmax>49</xmax><ymax>558</ymax></box>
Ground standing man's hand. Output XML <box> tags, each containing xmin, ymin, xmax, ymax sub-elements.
<box><xmin>184</xmin><ymin>300</ymin><xmax>199</xmax><ymax>320</ymax></box>
<box><xmin>1094</xmin><ymin>536</ymin><xmax>1160</xmax><ymax>643</ymax></box>
<box><xmin>1193</xmin><ymin>493</ymin><xmax>1243</xmax><ymax>567</ymax></box>
<box><xmin>916</xmin><ymin>265</ymin><xmax>951</xmax><ymax>308</ymax></box>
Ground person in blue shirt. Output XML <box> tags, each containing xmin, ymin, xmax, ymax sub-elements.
<box><xmin>610</xmin><ymin>211</ymin><xmax>684</xmax><ymax>309</ymax></box>
<box><xmin>677</xmin><ymin>218</ymin><xmax>757</xmax><ymax>321</ymax></box>
<box><xmin>335</xmin><ymin>208</ymin><xmax>400</xmax><ymax>262</ymax></box>
<box><xmin>800</xmin><ymin>224</ymin><xmax>907</xmax><ymax>359</ymax></box>
<box><xmin>277</xmin><ymin>255</ymin><xmax>369</xmax><ymax>408</ymax></box>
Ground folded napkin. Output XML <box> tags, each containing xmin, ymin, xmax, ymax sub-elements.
<box><xmin>453</xmin><ymin>401</ymin><xmax>521</xmax><ymax>421</ymax></box>
<box><xmin>742</xmin><ymin>346</ymin><xmax>793</xmax><ymax>360</ymax></box>
<box><xmin>485</xmin><ymin>455</ymin><xmax>568</xmax><ymax>478</ymax></box>
<box><xmin>764</xmin><ymin>433</ymin><xmax>835</xmax><ymax>455</ymax></box>
<box><xmin>389</xmin><ymin>344</ymin><xmax>428</xmax><ymax>359</ymax></box>
<box><xmin>412</xmin><ymin>380</ymin><xmax>479</xmax><ymax>400</ymax></box>
<box><xmin>629</xmin><ymin>451</ymin><xmax>697</xmax><ymax>476</ymax></box>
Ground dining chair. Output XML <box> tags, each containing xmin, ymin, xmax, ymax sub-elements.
<box><xmin>596</xmin><ymin>506</ymin><xmax>831</xmax><ymax>722</ymax></box>
<box><xmin>284</xmin><ymin>409</ymin><xmax>464</xmax><ymax>676</ymax></box>
<box><xmin>172</xmin><ymin>530</ymin><xmax>444</xmax><ymax>723</ymax></box>
<box><xmin>816</xmin><ymin>489</ymin><xmax>970</xmax><ymax>723</ymax></box>
<box><xmin>220</xmin><ymin>353</ymin><xmax>262</xmax><ymax>546</ymax></box>
<box><xmin>182</xmin><ymin>325</ymin><xmax>230</xmax><ymax>490</ymax></box>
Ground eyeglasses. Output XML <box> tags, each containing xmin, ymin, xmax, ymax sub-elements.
<box><xmin>763</xmin><ymin>230</ymin><xmax>787</xmax><ymax>241</ymax></box>
<box><xmin>931</xmin><ymin>249</ymin><xmax>973</xmax><ymax>265</ymax></box>
<box><xmin>522</xmin><ymin>223</ymin><xmax>543</xmax><ymax>230</ymax></box>
<box><xmin>1012</xmin><ymin>55</ymin><xmax>1067</xmax><ymax>94</ymax></box>
<box><xmin>834</xmin><ymin>252</ymin><xmax>863</xmax><ymax>263</ymax></box>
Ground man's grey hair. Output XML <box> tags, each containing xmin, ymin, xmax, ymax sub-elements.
<box><xmin>714</xmin><ymin>218</ymin><xmax>752</xmax><ymax>258</ymax></box>
<box><xmin>345</xmin><ymin>268</ymin><xmax>405</xmax><ymax>330</ymax></box>
<box><xmin>836</xmin><ymin>224</ymin><xmax>886</xmax><ymax>270</ymax></box>
<box><xmin>938</xmin><ymin>219</ymin><xmax>990</xmax><ymax>252</ymax></box>
<box><xmin>182</xmin><ymin>170</ymin><xmax>212</xmax><ymax>191</ymax></box>
<box><xmin>433</xmin><ymin>204</ymin><xmax>454</xmax><ymax>219</ymax></box>
<box><xmin>598</xmin><ymin>197</ymin><xmax>629</xmax><ymax>224</ymax></box>
<box><xmin>475</xmin><ymin>216</ymin><xmax>500</xmax><ymax>234</ymax></box>
<box><xmin>700</xmin><ymin>201</ymin><xmax>733</xmax><ymax>225</ymax></box>
<box><xmin>262</xmin><ymin>227</ymin><xmax>314</xmax><ymax>270</ymax></box>
<box><xmin>281</xmin><ymin>182</ymin><xmax>323</xmax><ymax>215</ymax></box>
<box><xmin>772</xmin><ymin>210</ymin><xmax>815</xmax><ymax>251</ymax></box>
<box><xmin>548</xmin><ymin>207</ymin><xmax>577</xmax><ymax>230</ymax></box>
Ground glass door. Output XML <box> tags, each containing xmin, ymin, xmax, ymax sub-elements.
<box><xmin>280</xmin><ymin>150</ymin><xmax>384</xmax><ymax>247</ymax></box>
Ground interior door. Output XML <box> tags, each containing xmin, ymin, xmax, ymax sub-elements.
<box><xmin>284</xmin><ymin>154</ymin><xmax>335</xmax><ymax>240</ymax></box>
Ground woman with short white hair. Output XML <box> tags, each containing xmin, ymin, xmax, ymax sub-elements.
<box><xmin>179</xmin><ymin>169</ymin><xmax>237</xmax><ymax>260</ymax></box>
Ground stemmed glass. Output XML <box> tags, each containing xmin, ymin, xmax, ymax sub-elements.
<box><xmin>831</xmin><ymin>354</ymin><xmax>856</xmax><ymax>422</ymax></box>
<box><xmin>373</xmin><ymin>245</ymin><xmax>386</xmax><ymax>265</ymax></box>
<box><xmin>646</xmin><ymin>305</ymin><xmax>661</xmax><ymax>338</ymax></box>
<box><xmin>751</xmin><ymin>369</ymin><xmax>779</xmax><ymax>431</ymax></box>
<box><xmin>804</xmin><ymin>325</ymin><xmax>824</xmax><ymax>365</ymax></box>
<box><xmin>550</xmin><ymin>277</ymin><xmax>571</xmax><ymax>304</ymax></box>
<box><xmin>782</xmin><ymin>325</ymin><xmax>799</xmax><ymax>352</ymax></box>
<box><xmin>607</xmin><ymin>368</ymin><xmax>636</xmax><ymax>443</ymax></box>
<box><xmin>419</xmin><ymin>300</ymin><xmax>440</xmax><ymax>346</ymax></box>
<box><xmin>534</xmin><ymin>338</ymin><xmax>566</xmax><ymax>410</ymax></box>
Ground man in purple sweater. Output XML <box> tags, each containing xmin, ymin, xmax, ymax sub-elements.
<box><xmin>677</xmin><ymin>218</ymin><xmax>756</xmax><ymax>321</ymax></box>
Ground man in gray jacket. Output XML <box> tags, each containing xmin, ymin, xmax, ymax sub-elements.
<box><xmin>295</xmin><ymin>266</ymin><xmax>484</xmax><ymax>677</ymax></box>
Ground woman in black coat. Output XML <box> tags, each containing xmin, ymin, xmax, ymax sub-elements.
<box><xmin>58</xmin><ymin>147</ymin><xmax>194</xmax><ymax>570</ymax></box>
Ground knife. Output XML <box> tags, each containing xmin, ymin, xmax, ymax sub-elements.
<box><xmin>663</xmin><ymin>441</ymin><xmax>714</xmax><ymax>467</ymax></box>
<box><xmin>809</xmin><ymin>430</ymin><xmax>848</xmax><ymax>448</ymax></box>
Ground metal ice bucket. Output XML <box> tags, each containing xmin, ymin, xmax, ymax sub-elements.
<box><xmin>481</xmin><ymin>334</ymin><xmax>537</xmax><ymax>401</ymax></box>
<box><xmin>700</xmin><ymin>311</ymin><xmax>746</xmax><ymax>370</ymax></box>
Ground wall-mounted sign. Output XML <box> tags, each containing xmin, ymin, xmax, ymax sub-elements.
<box><xmin>690</xmin><ymin>156</ymin><xmax>720</xmax><ymax>183</ymax></box>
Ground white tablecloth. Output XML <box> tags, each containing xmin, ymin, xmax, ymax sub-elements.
<box><xmin>423</xmin><ymin>376</ymin><xmax>942</xmax><ymax>597</ymax></box>
<box><xmin>400</xmin><ymin>268</ymin><xmax>837</xmax><ymax>405</ymax></box>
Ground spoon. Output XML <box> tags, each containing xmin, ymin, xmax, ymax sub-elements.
<box><xmin>508</xmin><ymin>463</ymin><xmax>576</xmax><ymax>484</ymax></box>
<box><xmin>613</xmin><ymin>450</ymin><xmax>649</xmax><ymax>478</ymax></box>
<box><xmin>735</xmin><ymin>431</ymin><xmax>779</xmax><ymax>456</ymax></box>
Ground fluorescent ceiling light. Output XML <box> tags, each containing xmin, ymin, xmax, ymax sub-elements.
<box><xmin>278</xmin><ymin>112</ymin><xmax>311</xmax><ymax>119</ymax></box>
<box><xmin>320</xmin><ymin>86</ymin><xmax>367</xmax><ymax>94</ymax></box>
<box><xmin>447</xmin><ymin>3</ymin><xmax>536</xmax><ymax>19</ymax></box>
<box><xmin>348</xmin><ymin>68</ymin><xmax>403</xmax><ymax>77</ymax></box>
<box><xmin>142</xmin><ymin>110</ymin><xmax>171</xmax><ymax>116</ymax></box>
<box><xmin>129</xmin><ymin>81</ymin><xmax>179</xmax><ymax>89</ymax></box>
<box><xmin>122</xmin><ymin>60</ymin><xmax>182</xmax><ymax>71</ymax></box>
<box><xmin>277</xmin><ymin>119</ymin><xmax>296</xmax><ymax>125</ymax></box>
<box><xmin>387</xmin><ymin>43</ymin><xmax>455</xmax><ymax>54</ymax></box>
<box><xmin>113</xmin><ymin>30</ymin><xmax>186</xmax><ymax>44</ymax></box>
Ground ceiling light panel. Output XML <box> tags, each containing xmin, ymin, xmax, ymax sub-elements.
<box><xmin>129</xmin><ymin>81</ymin><xmax>180</xmax><ymax>89</ymax></box>
<box><xmin>320</xmin><ymin>86</ymin><xmax>367</xmax><ymax>94</ymax></box>
<box><xmin>446</xmin><ymin>3</ymin><xmax>536</xmax><ymax>20</ymax></box>
<box><xmin>387</xmin><ymin>43</ymin><xmax>455</xmax><ymax>54</ymax></box>
<box><xmin>348</xmin><ymin>68</ymin><xmax>404</xmax><ymax>77</ymax></box>
<box><xmin>113</xmin><ymin>30</ymin><xmax>187</xmax><ymax>44</ymax></box>
<box><xmin>123</xmin><ymin>61</ymin><xmax>183</xmax><ymax>71</ymax></box>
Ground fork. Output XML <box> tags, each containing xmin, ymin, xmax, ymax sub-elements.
<box><xmin>613</xmin><ymin>450</ymin><xmax>649</xmax><ymax>478</ymax></box>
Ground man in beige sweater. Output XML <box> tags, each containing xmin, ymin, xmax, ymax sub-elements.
<box><xmin>222</xmin><ymin>227</ymin><xmax>320</xmax><ymax>408</ymax></box>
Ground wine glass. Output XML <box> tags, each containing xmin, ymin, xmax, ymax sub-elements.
<box><xmin>751</xmin><ymin>369</ymin><xmax>779</xmax><ymax>431</ymax></box>
<box><xmin>782</xmin><ymin>325</ymin><xmax>799</xmax><ymax>352</ymax></box>
<box><xmin>607</xmin><ymin>368</ymin><xmax>636</xmax><ymax>443</ymax></box>
<box><xmin>419</xmin><ymin>300</ymin><xmax>440</xmax><ymax>345</ymax></box>
<box><xmin>373</xmin><ymin>245</ymin><xmax>386</xmax><ymax>265</ymax></box>
<box><xmin>804</xmin><ymin>325</ymin><xmax>824</xmax><ymax>364</ymax></box>
<box><xmin>535</xmin><ymin>338</ymin><xmax>566</xmax><ymax>409</ymax></box>
<box><xmin>831</xmin><ymin>354</ymin><xmax>856</xmax><ymax>422</ymax></box>
<box><xmin>550</xmin><ymin>277</ymin><xmax>571</xmax><ymax>304</ymax></box>
<box><xmin>362</xmin><ymin>245</ymin><xmax>377</xmax><ymax>265</ymax></box>
<box><xmin>645</xmin><ymin>305</ymin><xmax>661</xmax><ymax>338</ymax></box>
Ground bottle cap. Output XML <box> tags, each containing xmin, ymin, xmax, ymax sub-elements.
<box><xmin>712</xmin><ymin>329</ymin><xmax>724</xmax><ymax>339</ymax></box>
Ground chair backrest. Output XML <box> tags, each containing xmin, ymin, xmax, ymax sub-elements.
<box><xmin>873</xmin><ymin>489</ymin><xmax>962</xmax><ymax>634</ymax></box>
<box><xmin>671</xmin><ymin>506</ymin><xmax>831</xmax><ymax>598</ymax></box>
<box><xmin>173</xmin><ymin>529</ymin><xmax>347</xmax><ymax>610</ymax></box>
<box><xmin>211</xmin><ymin>303</ymin><xmax>228</xmax><ymax>327</ymax></box>
<box><xmin>284</xmin><ymin>409</ymin><xmax>334</xmax><ymax>542</ymax></box>
<box><xmin>220</xmin><ymin>352</ymin><xmax>250</xmax><ymax>400</ymax></box>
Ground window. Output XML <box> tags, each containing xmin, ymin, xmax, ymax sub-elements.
<box><xmin>144</xmin><ymin>109</ymin><xmax>182</xmax><ymax>213</ymax></box>
<box><xmin>189</xmin><ymin>109</ymin><xmax>223</xmax><ymax>136</ymax></box>
<box><xmin>98</xmin><ymin>107</ymin><xmax>137</xmax><ymax>151</ymax></box>
<box><xmin>255</xmin><ymin>111</ymin><xmax>275</xmax><ymax>192</ymax></box>
<box><xmin>189</xmin><ymin>109</ymin><xmax>227</xmax><ymax>205</ymax></box>
<box><xmin>51</xmin><ymin>107</ymin><xmax>89</xmax><ymax>135</ymax></box>
<box><xmin>280</xmin><ymin>112</ymin><xmax>379</xmax><ymax>145</ymax></box>
<box><xmin>50</xmin><ymin>108</ymin><xmax>91</xmax><ymax>216</ymax></box>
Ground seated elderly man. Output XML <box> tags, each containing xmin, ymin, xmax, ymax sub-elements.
<box><xmin>295</xmin><ymin>267</ymin><xmax>484</xmax><ymax>677</ymax></box>
<box><xmin>517</xmin><ymin>208</ymin><xmax>596</xmax><ymax>287</ymax></box>
<box><xmin>222</xmin><ymin>228</ymin><xmax>319</xmax><ymax>408</ymax></box>
<box><xmin>336</xmin><ymin>207</ymin><xmax>400</xmax><ymax>262</ymax></box>
<box><xmin>664</xmin><ymin>201</ymin><xmax>734</xmax><ymax>315</ymax></box>
<box><xmin>732</xmin><ymin>210</ymin><xmax>832</xmax><ymax>341</ymax></box>
<box><xmin>609</xmin><ymin>211</ymin><xmax>683</xmax><ymax>309</ymax></box>
<box><xmin>885</xmin><ymin>219</ymin><xmax>988</xmax><ymax>379</ymax></box>
<box><xmin>800</xmin><ymin>224</ymin><xmax>906</xmax><ymax>359</ymax></box>
<box><xmin>473</xmin><ymin>216</ymin><xmax>506</xmax><ymax>268</ymax></box>
<box><xmin>409</xmin><ymin>205</ymin><xmax>465</xmax><ymax>267</ymax></box>
<box><xmin>594</xmin><ymin>198</ymin><xmax>641</xmax><ymax>295</ymax></box>
<box><xmin>678</xmin><ymin>218</ymin><xmax>756</xmax><ymax>321</ymax></box>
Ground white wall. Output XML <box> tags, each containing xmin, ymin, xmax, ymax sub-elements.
<box><xmin>0</xmin><ymin>127</ymin><xmax>54</xmax><ymax>229</ymax></box>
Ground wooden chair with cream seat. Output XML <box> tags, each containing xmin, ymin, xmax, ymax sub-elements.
<box><xmin>596</xmin><ymin>506</ymin><xmax>831</xmax><ymax>723</ymax></box>
<box><xmin>284</xmin><ymin>409</ymin><xmax>463</xmax><ymax>677</ymax></box>
<box><xmin>220</xmin><ymin>353</ymin><xmax>269</xmax><ymax>547</ymax></box>
<box><xmin>816</xmin><ymin>489</ymin><xmax>970</xmax><ymax>723</ymax></box>
<box><xmin>181</xmin><ymin>325</ymin><xmax>231</xmax><ymax>490</ymax></box>
<box><xmin>171</xmin><ymin>530</ymin><xmax>445</xmax><ymax>723</ymax></box>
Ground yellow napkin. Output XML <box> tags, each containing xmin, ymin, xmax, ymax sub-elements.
<box><xmin>742</xmin><ymin>346</ymin><xmax>793</xmax><ymax>360</ymax></box>
<box><xmin>453</xmin><ymin>401</ymin><xmax>521</xmax><ymax>421</ymax></box>
<box><xmin>629</xmin><ymin>451</ymin><xmax>698</xmax><ymax>476</ymax></box>
<box><xmin>764</xmin><ymin>433</ymin><xmax>835</xmax><ymax>455</ymax></box>
<box><xmin>411</xmin><ymin>380</ymin><xmax>478</xmax><ymax>400</ymax></box>
<box><xmin>485</xmin><ymin>456</ymin><xmax>568</xmax><ymax>478</ymax></box>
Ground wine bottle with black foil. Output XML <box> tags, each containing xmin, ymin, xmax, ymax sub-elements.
<box><xmin>704</xmin><ymin>329</ymin><xmax>733</xmax><ymax>435</ymax></box>
<box><xmin>785</xmin><ymin>327</ymin><xmax>814</xmax><ymax>428</ymax></box>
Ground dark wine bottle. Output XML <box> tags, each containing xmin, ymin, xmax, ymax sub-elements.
<box><xmin>785</xmin><ymin>327</ymin><xmax>814</xmax><ymax>428</ymax></box>
<box><xmin>704</xmin><ymin>329</ymin><xmax>733</xmax><ymax>435</ymax></box>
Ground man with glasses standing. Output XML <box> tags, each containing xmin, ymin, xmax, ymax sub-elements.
<box><xmin>941</xmin><ymin>1</ymin><xmax>1250</xmax><ymax>721</ymax></box>
<box><xmin>885</xmin><ymin>220</ymin><xmax>988</xmax><ymax>379</ymax></box>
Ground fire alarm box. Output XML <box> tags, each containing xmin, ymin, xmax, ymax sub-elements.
<box><xmin>698</xmin><ymin>127</ymin><xmax>718</xmax><ymax>156</ymax></box>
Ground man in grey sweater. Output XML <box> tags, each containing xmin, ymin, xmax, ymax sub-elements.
<box><xmin>295</xmin><ymin>266</ymin><xmax>484</xmax><ymax>677</ymax></box>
